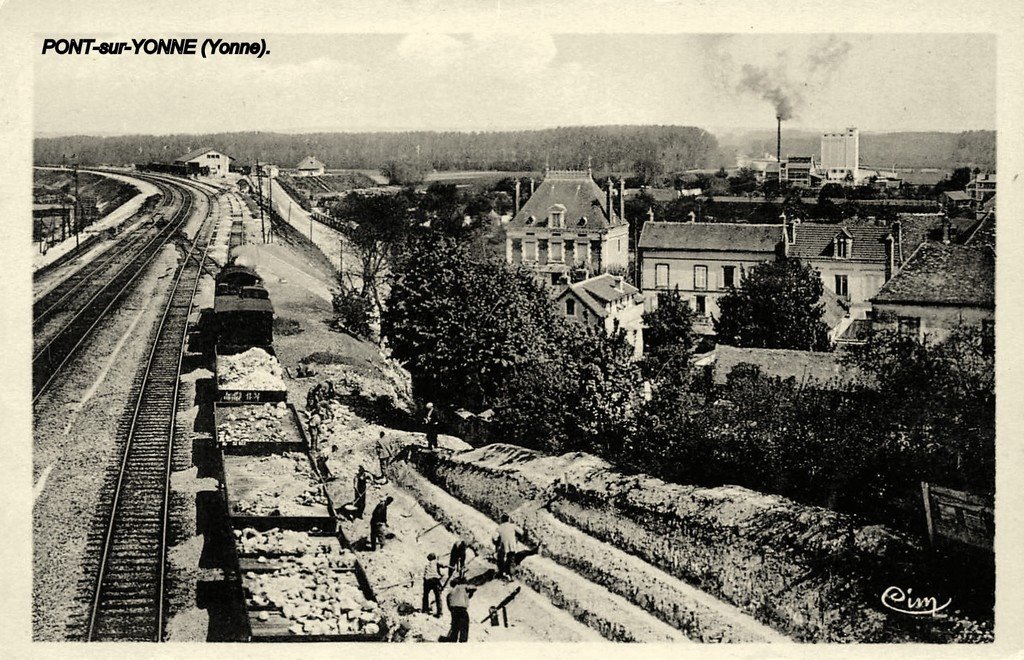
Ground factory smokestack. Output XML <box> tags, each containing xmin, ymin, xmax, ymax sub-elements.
<box><xmin>776</xmin><ymin>115</ymin><xmax>782</xmax><ymax>168</ymax></box>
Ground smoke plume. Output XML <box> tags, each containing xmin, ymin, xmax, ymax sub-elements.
<box><xmin>735</xmin><ymin>37</ymin><xmax>852</xmax><ymax>121</ymax></box>
<box><xmin>739</xmin><ymin>64</ymin><xmax>800</xmax><ymax>121</ymax></box>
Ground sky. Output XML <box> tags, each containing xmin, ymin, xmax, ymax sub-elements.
<box><xmin>33</xmin><ymin>33</ymin><xmax>995</xmax><ymax>136</ymax></box>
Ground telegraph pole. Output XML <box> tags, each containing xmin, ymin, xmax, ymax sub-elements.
<box><xmin>255</xmin><ymin>161</ymin><xmax>266</xmax><ymax>243</ymax></box>
<box><xmin>268</xmin><ymin>170</ymin><xmax>274</xmax><ymax>243</ymax></box>
<box><xmin>73</xmin><ymin>163</ymin><xmax>80</xmax><ymax>248</ymax></box>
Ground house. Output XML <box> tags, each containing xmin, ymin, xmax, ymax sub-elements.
<box><xmin>870</xmin><ymin>242</ymin><xmax>994</xmax><ymax>343</ymax></box>
<box><xmin>637</xmin><ymin>221</ymin><xmax>784</xmax><ymax>332</ymax></box>
<box><xmin>555</xmin><ymin>273</ymin><xmax>645</xmax><ymax>357</ymax></box>
<box><xmin>966</xmin><ymin>172</ymin><xmax>996</xmax><ymax>205</ymax></box>
<box><xmin>940</xmin><ymin>190</ymin><xmax>973</xmax><ymax>213</ymax></box>
<box><xmin>505</xmin><ymin>169</ymin><xmax>629</xmax><ymax>285</ymax></box>
<box><xmin>174</xmin><ymin>147</ymin><xmax>233</xmax><ymax>177</ymax></box>
<box><xmin>783</xmin><ymin>218</ymin><xmax>905</xmax><ymax>316</ymax></box>
<box><xmin>296</xmin><ymin>156</ymin><xmax>326</xmax><ymax>177</ymax></box>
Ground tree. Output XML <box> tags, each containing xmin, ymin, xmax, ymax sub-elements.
<box><xmin>844</xmin><ymin>325</ymin><xmax>994</xmax><ymax>492</ymax></box>
<box><xmin>381</xmin><ymin>157</ymin><xmax>429</xmax><ymax>185</ymax></box>
<box><xmin>641</xmin><ymin>288</ymin><xmax>697</xmax><ymax>386</ymax></box>
<box><xmin>382</xmin><ymin>235</ymin><xmax>561</xmax><ymax>409</ymax></box>
<box><xmin>492</xmin><ymin>323</ymin><xmax>643</xmax><ymax>455</ymax></box>
<box><xmin>715</xmin><ymin>257</ymin><xmax>831</xmax><ymax>351</ymax></box>
<box><xmin>632</xmin><ymin>156</ymin><xmax>664</xmax><ymax>186</ymax></box>
<box><xmin>331</xmin><ymin>191</ymin><xmax>415</xmax><ymax>314</ymax></box>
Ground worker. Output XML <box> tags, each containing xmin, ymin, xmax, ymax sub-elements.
<box><xmin>424</xmin><ymin>402</ymin><xmax>439</xmax><ymax>450</ymax></box>
<box><xmin>369</xmin><ymin>495</ymin><xmax>393</xmax><ymax>551</ymax></box>
<box><xmin>307</xmin><ymin>410</ymin><xmax>322</xmax><ymax>450</ymax></box>
<box><xmin>444</xmin><ymin>577</ymin><xmax>474</xmax><ymax>642</ymax></box>
<box><xmin>421</xmin><ymin>552</ymin><xmax>446</xmax><ymax>618</ymax></box>
<box><xmin>448</xmin><ymin>540</ymin><xmax>468</xmax><ymax>580</ymax></box>
<box><xmin>352</xmin><ymin>466</ymin><xmax>369</xmax><ymax>518</ymax></box>
<box><xmin>493</xmin><ymin>514</ymin><xmax>519</xmax><ymax>580</ymax></box>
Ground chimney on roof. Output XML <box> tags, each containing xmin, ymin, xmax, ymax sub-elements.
<box><xmin>688</xmin><ymin>210</ymin><xmax>696</xmax><ymax>223</ymax></box>
<box><xmin>892</xmin><ymin>220</ymin><xmax>903</xmax><ymax>264</ymax></box>
<box><xmin>514</xmin><ymin>179</ymin><xmax>521</xmax><ymax>215</ymax></box>
<box><xmin>530</xmin><ymin>177</ymin><xmax>535</xmax><ymax>195</ymax></box>
<box><xmin>615</xmin><ymin>276</ymin><xmax>625</xmax><ymax>292</ymax></box>
<box><xmin>606</xmin><ymin>178</ymin><xmax>613</xmax><ymax>220</ymax></box>
<box><xmin>884</xmin><ymin>233</ymin><xmax>895</xmax><ymax>281</ymax></box>
<box><xmin>647</xmin><ymin>207</ymin><xmax>655</xmax><ymax>223</ymax></box>
<box><xmin>619</xmin><ymin>179</ymin><xmax>625</xmax><ymax>223</ymax></box>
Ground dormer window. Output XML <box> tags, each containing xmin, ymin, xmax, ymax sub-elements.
<box><xmin>834</xmin><ymin>232</ymin><xmax>852</xmax><ymax>259</ymax></box>
<box><xmin>548</xmin><ymin>204</ymin><xmax>567</xmax><ymax>228</ymax></box>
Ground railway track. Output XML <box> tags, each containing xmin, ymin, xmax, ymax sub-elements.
<box><xmin>33</xmin><ymin>178</ymin><xmax>178</xmax><ymax>330</ymax></box>
<box><xmin>84</xmin><ymin>179</ymin><xmax>220</xmax><ymax>642</ymax></box>
<box><xmin>31</xmin><ymin>177</ymin><xmax>197</xmax><ymax>402</ymax></box>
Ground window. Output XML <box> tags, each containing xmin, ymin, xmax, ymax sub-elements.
<box><xmin>834</xmin><ymin>274</ymin><xmax>849</xmax><ymax>299</ymax></box>
<box><xmin>897</xmin><ymin>316</ymin><xmax>920</xmax><ymax>338</ymax></box>
<box><xmin>836</xmin><ymin>238</ymin><xmax>849</xmax><ymax>259</ymax></box>
<box><xmin>550</xmin><ymin>240</ymin><xmax>562</xmax><ymax>262</ymax></box>
<box><xmin>694</xmin><ymin>295</ymin><xmax>707</xmax><ymax>316</ymax></box>
<box><xmin>694</xmin><ymin>265</ymin><xmax>708</xmax><ymax>290</ymax></box>
<box><xmin>655</xmin><ymin>264</ymin><xmax>669</xmax><ymax>288</ymax></box>
<box><xmin>551</xmin><ymin>211</ymin><xmax>564</xmax><ymax>227</ymax></box>
<box><xmin>722</xmin><ymin>266</ymin><xmax>736</xmax><ymax>288</ymax></box>
<box><xmin>565</xmin><ymin>299</ymin><xmax>576</xmax><ymax>316</ymax></box>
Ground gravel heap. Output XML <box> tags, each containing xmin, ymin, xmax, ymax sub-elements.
<box><xmin>235</xmin><ymin>527</ymin><xmax>350</xmax><ymax>558</ymax></box>
<box><xmin>218</xmin><ymin>347</ymin><xmax>285</xmax><ymax>391</ymax></box>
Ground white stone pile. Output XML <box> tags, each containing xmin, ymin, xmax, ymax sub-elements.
<box><xmin>218</xmin><ymin>348</ymin><xmax>286</xmax><ymax>392</ymax></box>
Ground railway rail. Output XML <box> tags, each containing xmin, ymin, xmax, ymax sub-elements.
<box><xmin>33</xmin><ymin>178</ymin><xmax>178</xmax><ymax>330</ymax></box>
<box><xmin>31</xmin><ymin>175</ymin><xmax>199</xmax><ymax>402</ymax></box>
<box><xmin>83</xmin><ymin>178</ymin><xmax>219</xmax><ymax>641</ymax></box>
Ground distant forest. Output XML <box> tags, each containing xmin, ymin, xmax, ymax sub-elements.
<box><xmin>34</xmin><ymin>125</ymin><xmax>995</xmax><ymax>174</ymax></box>
<box><xmin>728</xmin><ymin>129</ymin><xmax>995</xmax><ymax>170</ymax></box>
<box><xmin>33</xmin><ymin>126</ymin><xmax>719</xmax><ymax>174</ymax></box>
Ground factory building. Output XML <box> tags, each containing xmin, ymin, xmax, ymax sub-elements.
<box><xmin>821</xmin><ymin>128</ymin><xmax>860</xmax><ymax>182</ymax></box>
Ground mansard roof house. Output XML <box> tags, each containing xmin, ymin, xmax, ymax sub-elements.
<box><xmin>505</xmin><ymin>169</ymin><xmax>630</xmax><ymax>285</ymax></box>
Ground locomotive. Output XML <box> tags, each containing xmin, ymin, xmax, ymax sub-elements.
<box><xmin>213</xmin><ymin>262</ymin><xmax>274</xmax><ymax>352</ymax></box>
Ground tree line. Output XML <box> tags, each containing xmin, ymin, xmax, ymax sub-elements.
<box><xmin>33</xmin><ymin>125</ymin><xmax>720</xmax><ymax>175</ymax></box>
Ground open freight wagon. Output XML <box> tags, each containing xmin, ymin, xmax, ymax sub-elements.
<box><xmin>217</xmin><ymin>408</ymin><xmax>386</xmax><ymax>640</ymax></box>
<box><xmin>215</xmin><ymin>344</ymin><xmax>287</xmax><ymax>403</ymax></box>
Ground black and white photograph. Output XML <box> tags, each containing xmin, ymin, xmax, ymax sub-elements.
<box><xmin>3</xmin><ymin>0</ymin><xmax>1023</xmax><ymax>654</ymax></box>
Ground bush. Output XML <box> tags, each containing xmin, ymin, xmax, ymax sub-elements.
<box><xmin>331</xmin><ymin>288</ymin><xmax>375</xmax><ymax>340</ymax></box>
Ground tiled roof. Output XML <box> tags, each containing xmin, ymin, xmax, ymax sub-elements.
<box><xmin>176</xmin><ymin>147</ymin><xmax>218</xmax><ymax>162</ymax></box>
<box><xmin>556</xmin><ymin>273</ymin><xmax>641</xmax><ymax>319</ymax></box>
<box><xmin>639</xmin><ymin>222</ymin><xmax>783</xmax><ymax>253</ymax></box>
<box><xmin>713</xmin><ymin>345</ymin><xmax>874</xmax><ymax>390</ymax></box>
<box><xmin>897</xmin><ymin>213</ymin><xmax>946</xmax><ymax>257</ymax></box>
<box><xmin>964</xmin><ymin>212</ymin><xmax>995</xmax><ymax>248</ymax></box>
<box><xmin>787</xmin><ymin>219</ymin><xmax>895</xmax><ymax>263</ymax></box>
<box><xmin>509</xmin><ymin>170</ymin><xmax>621</xmax><ymax>230</ymax></box>
<box><xmin>872</xmin><ymin>242</ymin><xmax>994</xmax><ymax>307</ymax></box>
<box><xmin>820</xmin><ymin>286</ymin><xmax>849</xmax><ymax>330</ymax></box>
<box><xmin>942</xmin><ymin>191</ymin><xmax>971</xmax><ymax>202</ymax></box>
<box><xmin>296</xmin><ymin>156</ymin><xmax>325</xmax><ymax>170</ymax></box>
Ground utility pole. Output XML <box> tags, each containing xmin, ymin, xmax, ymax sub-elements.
<box><xmin>255</xmin><ymin>161</ymin><xmax>265</xmax><ymax>243</ymax></box>
<box><xmin>267</xmin><ymin>170</ymin><xmax>274</xmax><ymax>243</ymax></box>
<box><xmin>73</xmin><ymin>163</ymin><xmax>80</xmax><ymax>249</ymax></box>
